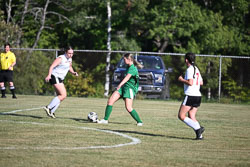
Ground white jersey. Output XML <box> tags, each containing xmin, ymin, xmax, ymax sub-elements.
<box><xmin>184</xmin><ymin>65</ymin><xmax>203</xmax><ymax>96</ymax></box>
<box><xmin>52</xmin><ymin>54</ymin><xmax>72</xmax><ymax>80</ymax></box>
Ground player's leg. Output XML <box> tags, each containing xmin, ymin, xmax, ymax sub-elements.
<box><xmin>8</xmin><ymin>71</ymin><xmax>16</xmax><ymax>98</ymax></box>
<box><xmin>178</xmin><ymin>104</ymin><xmax>191</xmax><ymax>121</ymax></box>
<box><xmin>188</xmin><ymin>107</ymin><xmax>198</xmax><ymax>122</ymax></box>
<box><xmin>123</xmin><ymin>88</ymin><xmax>143</xmax><ymax>125</ymax></box>
<box><xmin>0</xmin><ymin>71</ymin><xmax>6</xmax><ymax>98</ymax></box>
<box><xmin>53</xmin><ymin>83</ymin><xmax>67</xmax><ymax>101</ymax></box>
<box><xmin>187</xmin><ymin>107</ymin><xmax>202</xmax><ymax>130</ymax></box>
<box><xmin>51</xmin><ymin>83</ymin><xmax>66</xmax><ymax>113</ymax></box>
<box><xmin>47</xmin><ymin>83</ymin><xmax>64</xmax><ymax>110</ymax></box>
<box><xmin>105</xmin><ymin>91</ymin><xmax>121</xmax><ymax>119</ymax></box>
<box><xmin>188</xmin><ymin>107</ymin><xmax>204</xmax><ymax>139</ymax></box>
<box><xmin>107</xmin><ymin>90</ymin><xmax>121</xmax><ymax>106</ymax></box>
<box><xmin>178</xmin><ymin>104</ymin><xmax>200</xmax><ymax>129</ymax></box>
<box><xmin>44</xmin><ymin>83</ymin><xmax>66</xmax><ymax>118</ymax></box>
<box><xmin>98</xmin><ymin>91</ymin><xmax>121</xmax><ymax>123</ymax></box>
<box><xmin>9</xmin><ymin>82</ymin><xmax>16</xmax><ymax>98</ymax></box>
<box><xmin>125</xmin><ymin>98</ymin><xmax>143</xmax><ymax>126</ymax></box>
<box><xmin>0</xmin><ymin>82</ymin><xmax>6</xmax><ymax>98</ymax></box>
<box><xmin>179</xmin><ymin>96</ymin><xmax>204</xmax><ymax>139</ymax></box>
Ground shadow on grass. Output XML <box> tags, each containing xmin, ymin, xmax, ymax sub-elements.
<box><xmin>70</xmin><ymin>118</ymin><xmax>91</xmax><ymax>123</ymax></box>
<box><xmin>165</xmin><ymin>135</ymin><xmax>193</xmax><ymax>140</ymax></box>
<box><xmin>112</xmin><ymin>129</ymin><xmax>166</xmax><ymax>137</ymax></box>
<box><xmin>1</xmin><ymin>113</ymin><xmax>194</xmax><ymax>140</ymax></box>
<box><xmin>70</xmin><ymin>118</ymin><xmax>131</xmax><ymax>125</ymax></box>
<box><xmin>71</xmin><ymin>118</ymin><xmax>193</xmax><ymax>140</ymax></box>
<box><xmin>113</xmin><ymin>130</ymin><xmax>193</xmax><ymax>140</ymax></box>
<box><xmin>105</xmin><ymin>121</ymin><xmax>131</xmax><ymax>125</ymax></box>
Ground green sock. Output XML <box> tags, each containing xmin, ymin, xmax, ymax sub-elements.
<box><xmin>130</xmin><ymin>109</ymin><xmax>142</xmax><ymax>123</ymax></box>
<box><xmin>104</xmin><ymin>105</ymin><xmax>113</xmax><ymax>120</ymax></box>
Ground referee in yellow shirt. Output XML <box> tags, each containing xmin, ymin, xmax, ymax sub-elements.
<box><xmin>0</xmin><ymin>43</ymin><xmax>17</xmax><ymax>98</ymax></box>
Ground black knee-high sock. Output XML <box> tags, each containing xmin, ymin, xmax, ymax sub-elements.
<box><xmin>1</xmin><ymin>87</ymin><xmax>6</xmax><ymax>97</ymax></box>
<box><xmin>10</xmin><ymin>86</ymin><xmax>16</xmax><ymax>97</ymax></box>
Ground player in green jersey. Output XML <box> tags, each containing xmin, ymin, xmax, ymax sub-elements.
<box><xmin>98</xmin><ymin>53</ymin><xmax>143</xmax><ymax>126</ymax></box>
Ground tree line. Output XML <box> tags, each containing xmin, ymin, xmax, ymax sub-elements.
<box><xmin>0</xmin><ymin>0</ymin><xmax>249</xmax><ymax>102</ymax></box>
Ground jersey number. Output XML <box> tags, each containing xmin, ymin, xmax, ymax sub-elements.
<box><xmin>196</xmin><ymin>73</ymin><xmax>199</xmax><ymax>85</ymax></box>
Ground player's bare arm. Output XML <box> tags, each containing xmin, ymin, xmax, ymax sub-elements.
<box><xmin>116</xmin><ymin>74</ymin><xmax>131</xmax><ymax>90</ymax></box>
<box><xmin>45</xmin><ymin>57</ymin><xmax>62</xmax><ymax>82</ymax></box>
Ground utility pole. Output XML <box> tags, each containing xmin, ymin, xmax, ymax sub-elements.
<box><xmin>104</xmin><ymin>1</ymin><xmax>111</xmax><ymax>97</ymax></box>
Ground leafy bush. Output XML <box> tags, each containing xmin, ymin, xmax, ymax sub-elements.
<box><xmin>14</xmin><ymin>50</ymin><xmax>53</xmax><ymax>95</ymax></box>
<box><xmin>222</xmin><ymin>79</ymin><xmax>250</xmax><ymax>102</ymax></box>
<box><xmin>64</xmin><ymin>68</ymin><xmax>96</xmax><ymax>97</ymax></box>
<box><xmin>169</xmin><ymin>84</ymin><xmax>183</xmax><ymax>100</ymax></box>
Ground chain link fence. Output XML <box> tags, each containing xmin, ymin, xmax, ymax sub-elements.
<box><xmin>7</xmin><ymin>48</ymin><xmax>250</xmax><ymax>102</ymax></box>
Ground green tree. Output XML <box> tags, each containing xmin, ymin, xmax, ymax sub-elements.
<box><xmin>1</xmin><ymin>0</ymin><xmax>249</xmax><ymax>99</ymax></box>
<box><xmin>0</xmin><ymin>0</ymin><xmax>71</xmax><ymax>48</ymax></box>
<box><xmin>0</xmin><ymin>11</ymin><xmax>20</xmax><ymax>47</ymax></box>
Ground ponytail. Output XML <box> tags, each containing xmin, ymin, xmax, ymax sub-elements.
<box><xmin>192</xmin><ymin>63</ymin><xmax>196</xmax><ymax>79</ymax></box>
<box><xmin>124</xmin><ymin>53</ymin><xmax>143</xmax><ymax>69</ymax></box>
<box><xmin>185</xmin><ymin>53</ymin><xmax>196</xmax><ymax>79</ymax></box>
<box><xmin>133</xmin><ymin>59</ymin><xmax>143</xmax><ymax>69</ymax></box>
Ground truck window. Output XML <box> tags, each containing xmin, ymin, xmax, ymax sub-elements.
<box><xmin>117</xmin><ymin>56</ymin><xmax>163</xmax><ymax>70</ymax></box>
<box><xmin>138</xmin><ymin>57</ymin><xmax>163</xmax><ymax>69</ymax></box>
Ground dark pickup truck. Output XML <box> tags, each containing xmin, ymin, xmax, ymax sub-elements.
<box><xmin>112</xmin><ymin>55</ymin><xmax>171</xmax><ymax>99</ymax></box>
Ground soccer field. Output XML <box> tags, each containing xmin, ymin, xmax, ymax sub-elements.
<box><xmin>0</xmin><ymin>95</ymin><xmax>249</xmax><ymax>167</ymax></box>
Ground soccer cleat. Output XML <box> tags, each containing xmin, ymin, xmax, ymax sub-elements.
<box><xmin>44</xmin><ymin>106</ymin><xmax>51</xmax><ymax>117</ymax></box>
<box><xmin>196</xmin><ymin>137</ymin><xmax>204</xmax><ymax>140</ymax></box>
<box><xmin>195</xmin><ymin>126</ymin><xmax>205</xmax><ymax>140</ymax></box>
<box><xmin>12</xmin><ymin>95</ymin><xmax>17</xmax><ymax>99</ymax></box>
<box><xmin>1</xmin><ymin>95</ymin><xmax>7</xmax><ymax>98</ymax></box>
<box><xmin>137</xmin><ymin>122</ymin><xmax>143</xmax><ymax>126</ymax></box>
<box><xmin>97</xmin><ymin>119</ymin><xmax>108</xmax><ymax>124</ymax></box>
<box><xmin>43</xmin><ymin>106</ymin><xmax>56</xmax><ymax>118</ymax></box>
<box><xmin>50</xmin><ymin>112</ymin><xmax>56</xmax><ymax>119</ymax></box>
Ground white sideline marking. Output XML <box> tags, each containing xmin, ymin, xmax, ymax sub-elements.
<box><xmin>0</xmin><ymin>108</ymin><xmax>141</xmax><ymax>150</ymax></box>
<box><xmin>2</xmin><ymin>107</ymin><xmax>44</xmax><ymax>114</ymax></box>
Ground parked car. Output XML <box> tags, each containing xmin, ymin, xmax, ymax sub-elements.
<box><xmin>112</xmin><ymin>55</ymin><xmax>172</xmax><ymax>99</ymax></box>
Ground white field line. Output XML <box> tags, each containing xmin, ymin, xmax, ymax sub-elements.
<box><xmin>2</xmin><ymin>107</ymin><xmax>44</xmax><ymax>114</ymax></box>
<box><xmin>0</xmin><ymin>108</ymin><xmax>141</xmax><ymax>150</ymax></box>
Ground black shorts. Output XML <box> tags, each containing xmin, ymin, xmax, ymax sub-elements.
<box><xmin>49</xmin><ymin>75</ymin><xmax>64</xmax><ymax>85</ymax></box>
<box><xmin>182</xmin><ymin>95</ymin><xmax>201</xmax><ymax>107</ymax></box>
<box><xmin>0</xmin><ymin>70</ymin><xmax>13</xmax><ymax>82</ymax></box>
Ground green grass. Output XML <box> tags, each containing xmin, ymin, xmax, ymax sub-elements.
<box><xmin>0</xmin><ymin>95</ymin><xmax>249</xmax><ymax>167</ymax></box>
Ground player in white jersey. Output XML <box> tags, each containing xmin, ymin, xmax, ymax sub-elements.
<box><xmin>43</xmin><ymin>46</ymin><xmax>78</xmax><ymax>118</ymax></box>
<box><xmin>178</xmin><ymin>53</ymin><xmax>205</xmax><ymax>140</ymax></box>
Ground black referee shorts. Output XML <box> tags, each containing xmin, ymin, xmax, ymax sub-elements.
<box><xmin>182</xmin><ymin>95</ymin><xmax>201</xmax><ymax>107</ymax></box>
<box><xmin>0</xmin><ymin>70</ymin><xmax>14</xmax><ymax>82</ymax></box>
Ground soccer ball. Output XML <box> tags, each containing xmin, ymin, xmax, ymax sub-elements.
<box><xmin>87</xmin><ymin>112</ymin><xmax>98</xmax><ymax>123</ymax></box>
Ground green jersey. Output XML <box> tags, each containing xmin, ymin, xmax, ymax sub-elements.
<box><xmin>124</xmin><ymin>64</ymin><xmax>139</xmax><ymax>93</ymax></box>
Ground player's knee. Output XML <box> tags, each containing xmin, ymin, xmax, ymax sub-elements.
<box><xmin>107</xmin><ymin>96</ymin><xmax>116</xmax><ymax>105</ymax></box>
<box><xmin>107</xmin><ymin>98</ymin><xmax>111</xmax><ymax>105</ymax></box>
<box><xmin>178</xmin><ymin>114</ymin><xmax>185</xmax><ymax>121</ymax></box>
<box><xmin>9</xmin><ymin>82</ymin><xmax>14</xmax><ymax>87</ymax></box>
<box><xmin>63</xmin><ymin>94</ymin><xmax>67</xmax><ymax>100</ymax></box>
<box><xmin>107</xmin><ymin>99</ymin><xmax>113</xmax><ymax>105</ymax></box>
<box><xmin>59</xmin><ymin>94</ymin><xmax>67</xmax><ymax>101</ymax></box>
<box><xmin>189</xmin><ymin>115</ymin><xmax>196</xmax><ymax>121</ymax></box>
<box><xmin>126</xmin><ymin>107</ymin><xmax>133</xmax><ymax>113</ymax></box>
